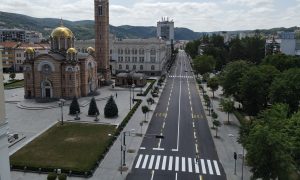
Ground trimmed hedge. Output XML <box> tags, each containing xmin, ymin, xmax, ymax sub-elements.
<box><xmin>137</xmin><ymin>80</ymin><xmax>156</xmax><ymax>96</ymax></box>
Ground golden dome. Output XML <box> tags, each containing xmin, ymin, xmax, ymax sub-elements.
<box><xmin>25</xmin><ymin>47</ymin><xmax>35</xmax><ymax>54</ymax></box>
<box><xmin>51</xmin><ymin>25</ymin><xmax>74</xmax><ymax>38</ymax></box>
<box><xmin>87</xmin><ymin>47</ymin><xmax>95</xmax><ymax>54</ymax></box>
<box><xmin>67</xmin><ymin>48</ymin><xmax>77</xmax><ymax>54</ymax></box>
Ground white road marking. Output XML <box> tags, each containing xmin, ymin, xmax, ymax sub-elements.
<box><xmin>162</xmin><ymin>156</ymin><xmax>167</xmax><ymax>170</ymax></box>
<box><xmin>214</xmin><ymin>160</ymin><xmax>221</xmax><ymax>175</ymax></box>
<box><xmin>150</xmin><ymin>170</ymin><xmax>155</xmax><ymax>180</ymax></box>
<box><xmin>135</xmin><ymin>154</ymin><xmax>143</xmax><ymax>168</ymax></box>
<box><xmin>142</xmin><ymin>155</ymin><xmax>149</xmax><ymax>169</ymax></box>
<box><xmin>194</xmin><ymin>158</ymin><xmax>200</xmax><ymax>173</ymax></box>
<box><xmin>188</xmin><ymin>158</ymin><xmax>193</xmax><ymax>172</ymax></box>
<box><xmin>148</xmin><ymin>155</ymin><xmax>155</xmax><ymax>169</ymax></box>
<box><xmin>182</xmin><ymin>157</ymin><xmax>186</xmax><ymax>172</ymax></box>
<box><xmin>153</xmin><ymin>148</ymin><xmax>164</xmax><ymax>151</ymax></box>
<box><xmin>155</xmin><ymin>155</ymin><xmax>161</xmax><ymax>170</ymax></box>
<box><xmin>140</xmin><ymin>147</ymin><xmax>146</xmax><ymax>150</ymax></box>
<box><xmin>168</xmin><ymin>156</ymin><xmax>173</xmax><ymax>171</ymax></box>
<box><xmin>175</xmin><ymin>173</ymin><xmax>178</xmax><ymax>180</ymax></box>
<box><xmin>174</xmin><ymin>57</ymin><xmax>182</xmax><ymax>151</ymax></box>
<box><xmin>175</xmin><ymin>156</ymin><xmax>179</xmax><ymax>171</ymax></box>
<box><xmin>201</xmin><ymin>159</ymin><xmax>206</xmax><ymax>174</ymax></box>
<box><xmin>207</xmin><ymin>160</ymin><xmax>213</xmax><ymax>175</ymax></box>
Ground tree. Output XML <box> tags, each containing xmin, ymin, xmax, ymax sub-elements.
<box><xmin>242</xmin><ymin>36</ymin><xmax>265</xmax><ymax>64</ymax></box>
<box><xmin>69</xmin><ymin>96</ymin><xmax>80</xmax><ymax>115</ymax></box>
<box><xmin>240</xmin><ymin>65</ymin><xmax>279</xmax><ymax>116</ymax></box>
<box><xmin>219</xmin><ymin>60</ymin><xmax>251</xmax><ymax>104</ymax></box>
<box><xmin>220</xmin><ymin>98</ymin><xmax>234</xmax><ymax>124</ymax></box>
<box><xmin>207</xmin><ymin>77</ymin><xmax>219</xmax><ymax>98</ymax></box>
<box><xmin>193</xmin><ymin>55</ymin><xmax>216</xmax><ymax>75</ymax></box>
<box><xmin>211</xmin><ymin>111</ymin><xmax>218</xmax><ymax>129</ymax></box>
<box><xmin>9</xmin><ymin>72</ymin><xmax>16</xmax><ymax>80</ymax></box>
<box><xmin>88</xmin><ymin>97</ymin><xmax>99</xmax><ymax>116</ymax></box>
<box><xmin>262</xmin><ymin>54</ymin><xmax>300</xmax><ymax>72</ymax></box>
<box><xmin>213</xmin><ymin>120</ymin><xmax>221</xmax><ymax>137</ymax></box>
<box><xmin>228</xmin><ymin>37</ymin><xmax>245</xmax><ymax>61</ymax></box>
<box><xmin>203</xmin><ymin>94</ymin><xmax>211</xmax><ymax>110</ymax></box>
<box><xmin>141</xmin><ymin>105</ymin><xmax>150</xmax><ymax>122</ymax></box>
<box><xmin>104</xmin><ymin>96</ymin><xmax>118</xmax><ymax>118</ymax></box>
<box><xmin>241</xmin><ymin>104</ymin><xmax>293</xmax><ymax>179</ymax></box>
<box><xmin>269</xmin><ymin>68</ymin><xmax>300</xmax><ymax>113</ymax></box>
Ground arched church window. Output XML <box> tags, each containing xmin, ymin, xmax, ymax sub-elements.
<box><xmin>150</xmin><ymin>48</ymin><xmax>156</xmax><ymax>56</ymax></box>
<box><xmin>42</xmin><ymin>64</ymin><xmax>52</xmax><ymax>75</ymax></box>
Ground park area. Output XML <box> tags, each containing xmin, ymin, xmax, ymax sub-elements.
<box><xmin>10</xmin><ymin>123</ymin><xmax>116</xmax><ymax>175</ymax></box>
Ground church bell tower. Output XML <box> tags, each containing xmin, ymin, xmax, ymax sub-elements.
<box><xmin>94</xmin><ymin>0</ymin><xmax>111</xmax><ymax>83</ymax></box>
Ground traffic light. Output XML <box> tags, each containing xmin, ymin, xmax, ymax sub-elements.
<box><xmin>234</xmin><ymin>152</ymin><xmax>237</xmax><ymax>160</ymax></box>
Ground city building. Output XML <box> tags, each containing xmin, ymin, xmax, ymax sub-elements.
<box><xmin>0</xmin><ymin>41</ymin><xmax>19</xmax><ymax>72</ymax></box>
<box><xmin>23</xmin><ymin>24</ymin><xmax>98</xmax><ymax>100</ymax></box>
<box><xmin>157</xmin><ymin>17</ymin><xmax>174</xmax><ymax>41</ymax></box>
<box><xmin>15</xmin><ymin>43</ymin><xmax>50</xmax><ymax>72</ymax></box>
<box><xmin>115</xmin><ymin>72</ymin><xmax>147</xmax><ymax>87</ymax></box>
<box><xmin>0</xmin><ymin>29</ymin><xmax>26</xmax><ymax>42</ymax></box>
<box><xmin>94</xmin><ymin>0</ymin><xmax>111</xmax><ymax>82</ymax></box>
<box><xmin>0</xmin><ymin>49</ymin><xmax>12</xmax><ymax>180</ymax></box>
<box><xmin>110</xmin><ymin>37</ymin><xmax>170</xmax><ymax>76</ymax></box>
<box><xmin>25</xmin><ymin>31</ymin><xmax>43</xmax><ymax>43</ymax></box>
<box><xmin>265</xmin><ymin>30</ymin><xmax>300</xmax><ymax>56</ymax></box>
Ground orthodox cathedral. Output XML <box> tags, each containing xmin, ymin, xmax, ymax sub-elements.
<box><xmin>23</xmin><ymin>23</ymin><xmax>98</xmax><ymax>99</ymax></box>
<box><xmin>23</xmin><ymin>0</ymin><xmax>110</xmax><ymax>100</ymax></box>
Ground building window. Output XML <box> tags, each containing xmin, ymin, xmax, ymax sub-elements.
<box><xmin>139</xmin><ymin>48</ymin><xmax>144</xmax><ymax>55</ymax></box>
<box><xmin>118</xmin><ymin>48</ymin><xmax>123</xmax><ymax>55</ymax></box>
<box><xmin>119</xmin><ymin>64</ymin><xmax>122</xmax><ymax>70</ymax></box>
<box><xmin>133</xmin><ymin>57</ymin><xmax>137</xmax><ymax>63</ymax></box>
<box><xmin>139</xmin><ymin>57</ymin><xmax>144</xmax><ymax>63</ymax></box>
<box><xmin>69</xmin><ymin>75</ymin><xmax>72</xmax><ymax>80</ymax></box>
<box><xmin>150</xmin><ymin>57</ymin><xmax>156</xmax><ymax>63</ymax></box>
<box><xmin>126</xmin><ymin>65</ymin><xmax>129</xmax><ymax>70</ymax></box>
<box><xmin>125</xmin><ymin>48</ymin><xmax>130</xmax><ymax>55</ymax></box>
<box><xmin>133</xmin><ymin>65</ymin><xmax>136</xmax><ymax>70</ymax></box>
<box><xmin>98</xmin><ymin>5</ymin><xmax>103</xmax><ymax>16</ymax></box>
<box><xmin>140</xmin><ymin>65</ymin><xmax>143</xmax><ymax>70</ymax></box>
<box><xmin>150</xmin><ymin>48</ymin><xmax>156</xmax><ymax>56</ymax></box>
<box><xmin>151</xmin><ymin>65</ymin><xmax>155</xmax><ymax>70</ymax></box>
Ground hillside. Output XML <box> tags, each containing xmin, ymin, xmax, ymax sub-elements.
<box><xmin>0</xmin><ymin>11</ymin><xmax>202</xmax><ymax>40</ymax></box>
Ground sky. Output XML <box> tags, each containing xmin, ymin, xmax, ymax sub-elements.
<box><xmin>1</xmin><ymin>0</ymin><xmax>300</xmax><ymax>32</ymax></box>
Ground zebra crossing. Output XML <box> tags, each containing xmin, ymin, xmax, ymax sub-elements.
<box><xmin>134</xmin><ymin>154</ymin><xmax>221</xmax><ymax>176</ymax></box>
<box><xmin>169</xmin><ymin>75</ymin><xmax>193</xmax><ymax>79</ymax></box>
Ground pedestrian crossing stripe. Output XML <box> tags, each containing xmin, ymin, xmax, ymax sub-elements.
<box><xmin>155</xmin><ymin>113</ymin><xmax>167</xmax><ymax>118</ymax></box>
<box><xmin>192</xmin><ymin>114</ymin><xmax>202</xmax><ymax>119</ymax></box>
<box><xmin>169</xmin><ymin>75</ymin><xmax>193</xmax><ymax>79</ymax></box>
<box><xmin>134</xmin><ymin>154</ymin><xmax>221</xmax><ymax>176</ymax></box>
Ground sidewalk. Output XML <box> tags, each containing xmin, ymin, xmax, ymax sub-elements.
<box><xmin>199</xmin><ymin>83</ymin><xmax>252</xmax><ymax>180</ymax></box>
<box><xmin>11</xmin><ymin>79</ymin><xmax>165</xmax><ymax>180</ymax></box>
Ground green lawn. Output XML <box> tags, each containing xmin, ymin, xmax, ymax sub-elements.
<box><xmin>4</xmin><ymin>79</ymin><xmax>24</xmax><ymax>89</ymax></box>
<box><xmin>10</xmin><ymin>123</ymin><xmax>116</xmax><ymax>172</ymax></box>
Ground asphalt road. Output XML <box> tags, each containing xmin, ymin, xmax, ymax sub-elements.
<box><xmin>126</xmin><ymin>50</ymin><xmax>226</xmax><ymax>180</ymax></box>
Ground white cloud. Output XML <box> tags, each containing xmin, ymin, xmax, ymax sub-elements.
<box><xmin>0</xmin><ymin>0</ymin><xmax>299</xmax><ymax>32</ymax></box>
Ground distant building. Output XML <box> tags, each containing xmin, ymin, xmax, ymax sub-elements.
<box><xmin>157</xmin><ymin>17</ymin><xmax>174</xmax><ymax>41</ymax></box>
<box><xmin>23</xmin><ymin>24</ymin><xmax>98</xmax><ymax>100</ymax></box>
<box><xmin>265</xmin><ymin>30</ymin><xmax>300</xmax><ymax>56</ymax></box>
<box><xmin>115</xmin><ymin>72</ymin><xmax>147</xmax><ymax>87</ymax></box>
<box><xmin>25</xmin><ymin>31</ymin><xmax>43</xmax><ymax>43</ymax></box>
<box><xmin>0</xmin><ymin>41</ymin><xmax>19</xmax><ymax>72</ymax></box>
<box><xmin>110</xmin><ymin>37</ymin><xmax>170</xmax><ymax>76</ymax></box>
<box><xmin>0</xmin><ymin>49</ymin><xmax>12</xmax><ymax>180</ymax></box>
<box><xmin>0</xmin><ymin>29</ymin><xmax>26</xmax><ymax>42</ymax></box>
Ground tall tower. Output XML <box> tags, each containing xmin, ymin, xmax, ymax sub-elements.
<box><xmin>94</xmin><ymin>0</ymin><xmax>111</xmax><ymax>83</ymax></box>
<box><xmin>0</xmin><ymin>50</ymin><xmax>11</xmax><ymax>180</ymax></box>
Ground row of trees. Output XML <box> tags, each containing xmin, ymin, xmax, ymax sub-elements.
<box><xmin>186</xmin><ymin>34</ymin><xmax>265</xmax><ymax>71</ymax></box>
<box><xmin>220</xmin><ymin>56</ymin><xmax>300</xmax><ymax>116</ymax></box>
<box><xmin>69</xmin><ymin>96</ymin><xmax>118</xmax><ymax>118</ymax></box>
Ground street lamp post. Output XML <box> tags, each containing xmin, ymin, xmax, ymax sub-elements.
<box><xmin>132</xmin><ymin>83</ymin><xmax>135</xmax><ymax>104</ymax></box>
<box><xmin>58</xmin><ymin>99</ymin><xmax>66</xmax><ymax>125</ymax></box>
<box><xmin>129</xmin><ymin>85</ymin><xmax>132</xmax><ymax>110</ymax></box>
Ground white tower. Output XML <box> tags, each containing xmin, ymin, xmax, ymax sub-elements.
<box><xmin>157</xmin><ymin>17</ymin><xmax>174</xmax><ymax>41</ymax></box>
<box><xmin>0</xmin><ymin>50</ymin><xmax>11</xmax><ymax>180</ymax></box>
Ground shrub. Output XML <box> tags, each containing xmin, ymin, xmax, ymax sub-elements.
<box><xmin>69</xmin><ymin>96</ymin><xmax>80</xmax><ymax>115</ymax></box>
<box><xmin>58</xmin><ymin>173</ymin><xmax>67</xmax><ymax>180</ymax></box>
<box><xmin>9</xmin><ymin>72</ymin><xmax>16</xmax><ymax>80</ymax></box>
<box><xmin>104</xmin><ymin>96</ymin><xmax>118</xmax><ymax>118</ymax></box>
<box><xmin>88</xmin><ymin>97</ymin><xmax>99</xmax><ymax>116</ymax></box>
<box><xmin>47</xmin><ymin>172</ymin><xmax>57</xmax><ymax>180</ymax></box>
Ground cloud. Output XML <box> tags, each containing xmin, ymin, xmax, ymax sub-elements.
<box><xmin>0</xmin><ymin>0</ymin><xmax>299</xmax><ymax>32</ymax></box>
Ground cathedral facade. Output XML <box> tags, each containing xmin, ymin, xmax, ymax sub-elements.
<box><xmin>23</xmin><ymin>24</ymin><xmax>98</xmax><ymax>100</ymax></box>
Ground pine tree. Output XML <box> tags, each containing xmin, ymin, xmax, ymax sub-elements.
<box><xmin>104</xmin><ymin>96</ymin><xmax>118</xmax><ymax>118</ymax></box>
<box><xmin>69</xmin><ymin>96</ymin><xmax>80</xmax><ymax>115</ymax></box>
<box><xmin>88</xmin><ymin>97</ymin><xmax>99</xmax><ymax>116</ymax></box>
